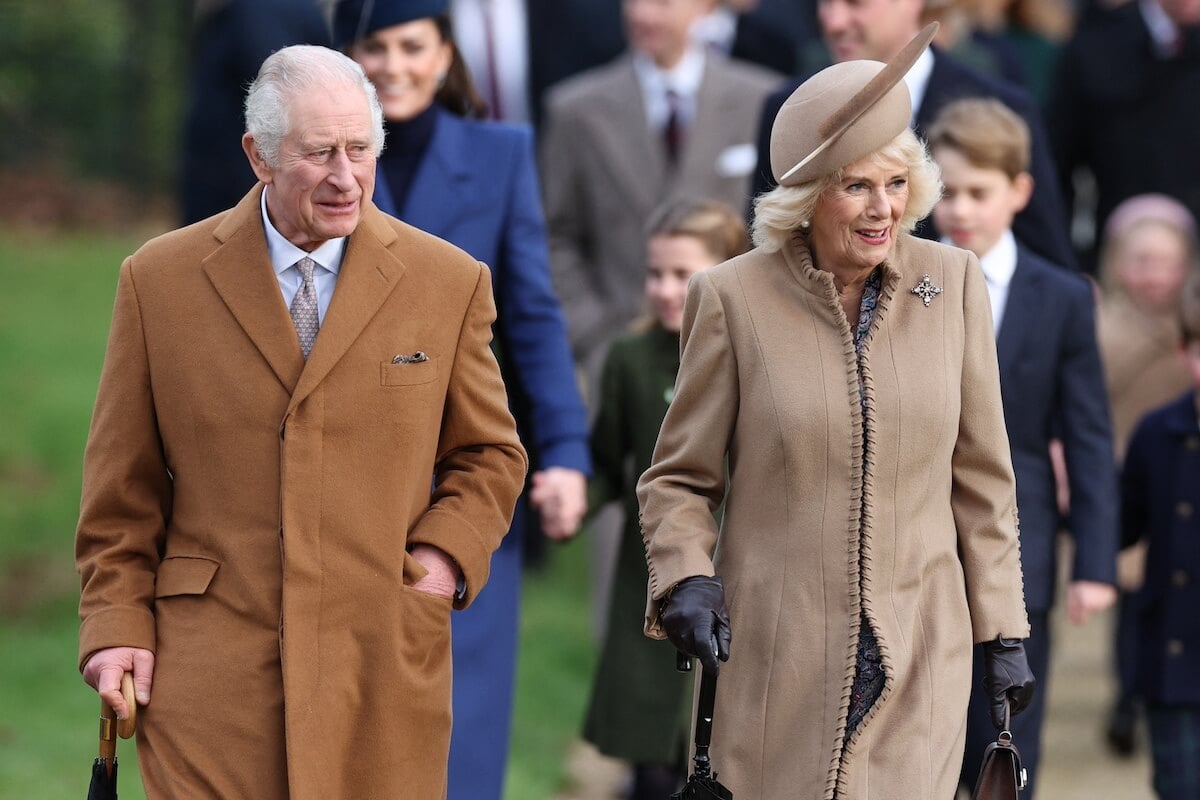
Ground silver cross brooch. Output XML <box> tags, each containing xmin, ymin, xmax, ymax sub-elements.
<box><xmin>911</xmin><ymin>274</ymin><xmax>943</xmax><ymax>307</ymax></box>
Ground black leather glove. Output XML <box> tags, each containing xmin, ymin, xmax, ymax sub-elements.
<box><xmin>660</xmin><ymin>575</ymin><xmax>732</xmax><ymax>673</ymax></box>
<box><xmin>982</xmin><ymin>635</ymin><xmax>1036</xmax><ymax>730</ymax></box>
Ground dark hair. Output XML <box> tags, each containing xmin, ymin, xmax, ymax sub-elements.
<box><xmin>432</xmin><ymin>15</ymin><xmax>488</xmax><ymax>119</ymax></box>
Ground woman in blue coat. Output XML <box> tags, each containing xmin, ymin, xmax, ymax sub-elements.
<box><xmin>335</xmin><ymin>3</ymin><xmax>591</xmax><ymax>798</ymax></box>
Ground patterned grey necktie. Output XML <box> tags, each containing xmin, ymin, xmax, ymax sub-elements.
<box><xmin>289</xmin><ymin>256</ymin><xmax>319</xmax><ymax>358</ymax></box>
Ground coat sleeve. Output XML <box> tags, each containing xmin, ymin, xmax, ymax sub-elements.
<box><xmin>76</xmin><ymin>259</ymin><xmax>172</xmax><ymax>669</ymax></box>
<box><xmin>636</xmin><ymin>273</ymin><xmax>736</xmax><ymax>638</ymax></box>
<box><xmin>951</xmin><ymin>251</ymin><xmax>1032</xmax><ymax>642</ymax></box>
<box><xmin>1056</xmin><ymin>278</ymin><xmax>1119</xmax><ymax>585</ymax></box>
<box><xmin>493</xmin><ymin>126</ymin><xmax>590</xmax><ymax>474</ymax></box>
<box><xmin>406</xmin><ymin>263</ymin><xmax>528</xmax><ymax>607</ymax></box>
<box><xmin>539</xmin><ymin>95</ymin><xmax>609</xmax><ymax>358</ymax></box>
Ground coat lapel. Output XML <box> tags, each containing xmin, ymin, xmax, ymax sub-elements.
<box><xmin>400</xmin><ymin>109</ymin><xmax>472</xmax><ymax>237</ymax></box>
<box><xmin>288</xmin><ymin>204</ymin><xmax>408</xmax><ymax>412</ymax></box>
<box><xmin>590</xmin><ymin>58</ymin><xmax>666</xmax><ymax>210</ymax></box>
<box><xmin>203</xmin><ymin>185</ymin><xmax>305</xmax><ymax>394</ymax></box>
<box><xmin>995</xmin><ymin>256</ymin><xmax>1042</xmax><ymax>378</ymax></box>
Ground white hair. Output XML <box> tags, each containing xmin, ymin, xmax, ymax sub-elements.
<box><xmin>244</xmin><ymin>45</ymin><xmax>386</xmax><ymax>169</ymax></box>
<box><xmin>751</xmin><ymin>128</ymin><xmax>943</xmax><ymax>253</ymax></box>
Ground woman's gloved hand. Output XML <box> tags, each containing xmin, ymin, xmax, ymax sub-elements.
<box><xmin>660</xmin><ymin>575</ymin><xmax>732</xmax><ymax>673</ymax></box>
<box><xmin>982</xmin><ymin>636</ymin><xmax>1036</xmax><ymax>729</ymax></box>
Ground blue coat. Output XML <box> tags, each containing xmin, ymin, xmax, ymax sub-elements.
<box><xmin>374</xmin><ymin>108</ymin><xmax>589</xmax><ymax>478</ymax></box>
<box><xmin>995</xmin><ymin>247</ymin><xmax>1118</xmax><ymax>612</ymax></box>
<box><xmin>373</xmin><ymin>108</ymin><xmax>589</xmax><ymax>799</ymax></box>
<box><xmin>1122</xmin><ymin>391</ymin><xmax>1200</xmax><ymax>706</ymax></box>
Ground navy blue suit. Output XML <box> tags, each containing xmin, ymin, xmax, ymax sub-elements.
<box><xmin>752</xmin><ymin>48</ymin><xmax>1076</xmax><ymax>269</ymax></box>
<box><xmin>375</xmin><ymin>108</ymin><xmax>590</xmax><ymax>800</ymax></box>
<box><xmin>1121</xmin><ymin>391</ymin><xmax>1200</xmax><ymax>707</ymax></box>
<box><xmin>960</xmin><ymin>246</ymin><xmax>1118</xmax><ymax>795</ymax></box>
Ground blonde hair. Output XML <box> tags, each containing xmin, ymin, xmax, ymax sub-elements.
<box><xmin>646</xmin><ymin>199</ymin><xmax>749</xmax><ymax>263</ymax></box>
<box><xmin>927</xmin><ymin>98</ymin><xmax>1030</xmax><ymax>179</ymax></box>
<box><xmin>751</xmin><ymin>128</ymin><xmax>942</xmax><ymax>253</ymax></box>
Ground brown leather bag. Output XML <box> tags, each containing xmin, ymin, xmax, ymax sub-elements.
<box><xmin>972</xmin><ymin>703</ymin><xmax>1028</xmax><ymax>800</ymax></box>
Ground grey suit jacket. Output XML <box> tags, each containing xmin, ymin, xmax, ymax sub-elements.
<box><xmin>541</xmin><ymin>53</ymin><xmax>779</xmax><ymax>362</ymax></box>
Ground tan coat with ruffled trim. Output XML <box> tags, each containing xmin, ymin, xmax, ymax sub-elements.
<box><xmin>637</xmin><ymin>234</ymin><xmax>1029</xmax><ymax>800</ymax></box>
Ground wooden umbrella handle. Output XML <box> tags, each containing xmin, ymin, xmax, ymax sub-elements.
<box><xmin>100</xmin><ymin>672</ymin><xmax>138</xmax><ymax>751</ymax></box>
<box><xmin>117</xmin><ymin>672</ymin><xmax>137</xmax><ymax>739</ymax></box>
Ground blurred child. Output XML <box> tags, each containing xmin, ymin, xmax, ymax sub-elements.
<box><xmin>1119</xmin><ymin>272</ymin><xmax>1200</xmax><ymax>800</ymax></box>
<box><xmin>1095</xmin><ymin>194</ymin><xmax>1199</xmax><ymax>754</ymax></box>
<box><xmin>929</xmin><ymin>97</ymin><xmax>1118</xmax><ymax>798</ymax></box>
<box><xmin>580</xmin><ymin>199</ymin><xmax>748</xmax><ymax>800</ymax></box>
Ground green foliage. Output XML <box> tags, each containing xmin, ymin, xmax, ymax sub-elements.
<box><xmin>0</xmin><ymin>2</ymin><xmax>188</xmax><ymax>190</ymax></box>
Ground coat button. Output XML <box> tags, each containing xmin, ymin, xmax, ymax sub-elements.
<box><xmin>1174</xmin><ymin>570</ymin><xmax>1190</xmax><ymax>588</ymax></box>
<box><xmin>1167</xmin><ymin>639</ymin><xmax>1184</xmax><ymax>657</ymax></box>
<box><xmin>1186</xmin><ymin>436</ymin><xmax>1200</xmax><ymax>451</ymax></box>
<box><xmin>1178</xmin><ymin>501</ymin><xmax>1194</xmax><ymax>519</ymax></box>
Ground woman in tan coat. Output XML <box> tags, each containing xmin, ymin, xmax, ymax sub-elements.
<box><xmin>637</xmin><ymin>25</ymin><xmax>1034</xmax><ymax>799</ymax></box>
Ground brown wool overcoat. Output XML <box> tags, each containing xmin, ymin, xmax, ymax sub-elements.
<box><xmin>75</xmin><ymin>185</ymin><xmax>527</xmax><ymax>799</ymax></box>
<box><xmin>638</xmin><ymin>234</ymin><xmax>1030</xmax><ymax>799</ymax></box>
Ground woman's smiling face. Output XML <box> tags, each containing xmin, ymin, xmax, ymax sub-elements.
<box><xmin>809</xmin><ymin>151</ymin><xmax>910</xmax><ymax>275</ymax></box>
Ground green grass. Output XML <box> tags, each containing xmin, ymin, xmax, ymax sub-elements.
<box><xmin>0</xmin><ymin>229</ymin><xmax>598</xmax><ymax>800</ymax></box>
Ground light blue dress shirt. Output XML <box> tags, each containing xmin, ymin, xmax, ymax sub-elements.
<box><xmin>259</xmin><ymin>186</ymin><xmax>347</xmax><ymax>324</ymax></box>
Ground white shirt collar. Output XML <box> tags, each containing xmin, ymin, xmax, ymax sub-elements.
<box><xmin>632</xmin><ymin>45</ymin><xmax>707</xmax><ymax>102</ymax></box>
<box><xmin>260</xmin><ymin>186</ymin><xmax>347</xmax><ymax>276</ymax></box>
<box><xmin>904</xmin><ymin>45</ymin><xmax>935</xmax><ymax>120</ymax></box>
<box><xmin>1140</xmin><ymin>0</ymin><xmax>1182</xmax><ymax>56</ymax></box>
<box><xmin>977</xmin><ymin>229</ymin><xmax>1019</xmax><ymax>289</ymax></box>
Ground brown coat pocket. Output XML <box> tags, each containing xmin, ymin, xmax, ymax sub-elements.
<box><xmin>154</xmin><ymin>555</ymin><xmax>220</xmax><ymax>598</ymax></box>
<box><xmin>380</xmin><ymin>359</ymin><xmax>438</xmax><ymax>386</ymax></box>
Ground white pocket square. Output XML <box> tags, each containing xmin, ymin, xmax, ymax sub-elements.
<box><xmin>716</xmin><ymin>143</ymin><xmax>757</xmax><ymax>178</ymax></box>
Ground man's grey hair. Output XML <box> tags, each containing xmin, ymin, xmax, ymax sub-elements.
<box><xmin>244</xmin><ymin>45</ymin><xmax>386</xmax><ymax>169</ymax></box>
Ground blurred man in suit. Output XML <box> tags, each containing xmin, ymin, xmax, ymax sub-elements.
<box><xmin>542</xmin><ymin>0</ymin><xmax>780</xmax><ymax>381</ymax></box>
<box><xmin>752</xmin><ymin>0</ymin><xmax>1075</xmax><ymax>269</ymax></box>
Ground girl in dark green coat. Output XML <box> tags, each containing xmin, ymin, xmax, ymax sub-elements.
<box><xmin>582</xmin><ymin>200</ymin><xmax>748</xmax><ymax>799</ymax></box>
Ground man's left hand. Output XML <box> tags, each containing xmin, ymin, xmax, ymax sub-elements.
<box><xmin>410</xmin><ymin>544</ymin><xmax>461</xmax><ymax>599</ymax></box>
<box><xmin>1066</xmin><ymin>580</ymin><xmax>1117</xmax><ymax>625</ymax></box>
<box><xmin>528</xmin><ymin>467</ymin><xmax>588</xmax><ymax>540</ymax></box>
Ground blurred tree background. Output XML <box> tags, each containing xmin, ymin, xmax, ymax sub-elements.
<box><xmin>0</xmin><ymin>1</ymin><xmax>189</xmax><ymax>225</ymax></box>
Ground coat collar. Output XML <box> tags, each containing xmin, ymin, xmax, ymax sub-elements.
<box><xmin>995</xmin><ymin>248</ymin><xmax>1044</xmax><ymax>375</ymax></box>
<box><xmin>780</xmin><ymin>231</ymin><xmax>905</xmax><ymax>315</ymax></box>
<box><xmin>203</xmin><ymin>183</ymin><xmax>408</xmax><ymax>407</ymax></box>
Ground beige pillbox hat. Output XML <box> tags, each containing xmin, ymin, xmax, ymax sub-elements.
<box><xmin>771</xmin><ymin>23</ymin><xmax>938</xmax><ymax>187</ymax></box>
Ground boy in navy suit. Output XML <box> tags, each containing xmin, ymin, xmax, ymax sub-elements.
<box><xmin>929</xmin><ymin>98</ymin><xmax>1120</xmax><ymax>797</ymax></box>
<box><xmin>1121</xmin><ymin>274</ymin><xmax>1200</xmax><ymax>800</ymax></box>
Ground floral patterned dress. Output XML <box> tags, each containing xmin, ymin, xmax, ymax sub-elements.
<box><xmin>845</xmin><ymin>268</ymin><xmax>886</xmax><ymax>740</ymax></box>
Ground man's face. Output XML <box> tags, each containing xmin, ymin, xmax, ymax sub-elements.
<box><xmin>243</xmin><ymin>82</ymin><xmax>377</xmax><ymax>251</ymax></box>
<box><xmin>818</xmin><ymin>0</ymin><xmax>923</xmax><ymax>62</ymax></box>
<box><xmin>623</xmin><ymin>0</ymin><xmax>713</xmax><ymax>66</ymax></box>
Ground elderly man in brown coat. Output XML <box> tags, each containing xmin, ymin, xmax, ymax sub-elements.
<box><xmin>74</xmin><ymin>45</ymin><xmax>527</xmax><ymax>798</ymax></box>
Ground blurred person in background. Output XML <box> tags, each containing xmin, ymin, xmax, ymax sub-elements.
<box><xmin>333</xmin><ymin>2</ymin><xmax>591</xmax><ymax>797</ymax></box>
<box><xmin>927</xmin><ymin>98</ymin><xmax>1118</xmax><ymax>797</ymax></box>
<box><xmin>638</xmin><ymin>27</ymin><xmax>1035</xmax><ymax>798</ymax></box>
<box><xmin>920</xmin><ymin>0</ymin><xmax>1029</xmax><ymax>90</ymax></box>
<box><xmin>1050</xmin><ymin>0</ymin><xmax>1200</xmax><ymax>273</ymax></box>
<box><xmin>753</xmin><ymin>0</ymin><xmax>1076</xmax><ymax>270</ymax></box>
<box><xmin>690</xmin><ymin>0</ymin><xmax>808</xmax><ymax>75</ymax></box>
<box><xmin>581</xmin><ymin>199</ymin><xmax>748</xmax><ymax>800</ymax></box>
<box><xmin>1094</xmin><ymin>193</ymin><xmax>1200</xmax><ymax>755</ymax></box>
<box><xmin>968</xmin><ymin>0</ymin><xmax>1078</xmax><ymax>108</ymax></box>
<box><xmin>541</xmin><ymin>0</ymin><xmax>780</xmax><ymax>387</ymax></box>
<box><xmin>179</xmin><ymin>0</ymin><xmax>331</xmax><ymax>224</ymax></box>
<box><xmin>447</xmin><ymin>0</ymin><xmax>626</xmax><ymax>125</ymax></box>
<box><xmin>77</xmin><ymin>44</ymin><xmax>527</xmax><ymax>798</ymax></box>
<box><xmin>1118</xmin><ymin>270</ymin><xmax>1200</xmax><ymax>800</ymax></box>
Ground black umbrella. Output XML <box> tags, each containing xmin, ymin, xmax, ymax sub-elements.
<box><xmin>87</xmin><ymin>673</ymin><xmax>136</xmax><ymax>800</ymax></box>
<box><xmin>672</xmin><ymin>653</ymin><xmax>733</xmax><ymax>800</ymax></box>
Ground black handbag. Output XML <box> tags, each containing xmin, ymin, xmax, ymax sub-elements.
<box><xmin>972</xmin><ymin>702</ymin><xmax>1028</xmax><ymax>800</ymax></box>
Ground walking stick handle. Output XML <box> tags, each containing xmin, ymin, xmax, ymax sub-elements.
<box><xmin>117</xmin><ymin>672</ymin><xmax>137</xmax><ymax>739</ymax></box>
<box><xmin>100</xmin><ymin>672</ymin><xmax>137</xmax><ymax>750</ymax></box>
